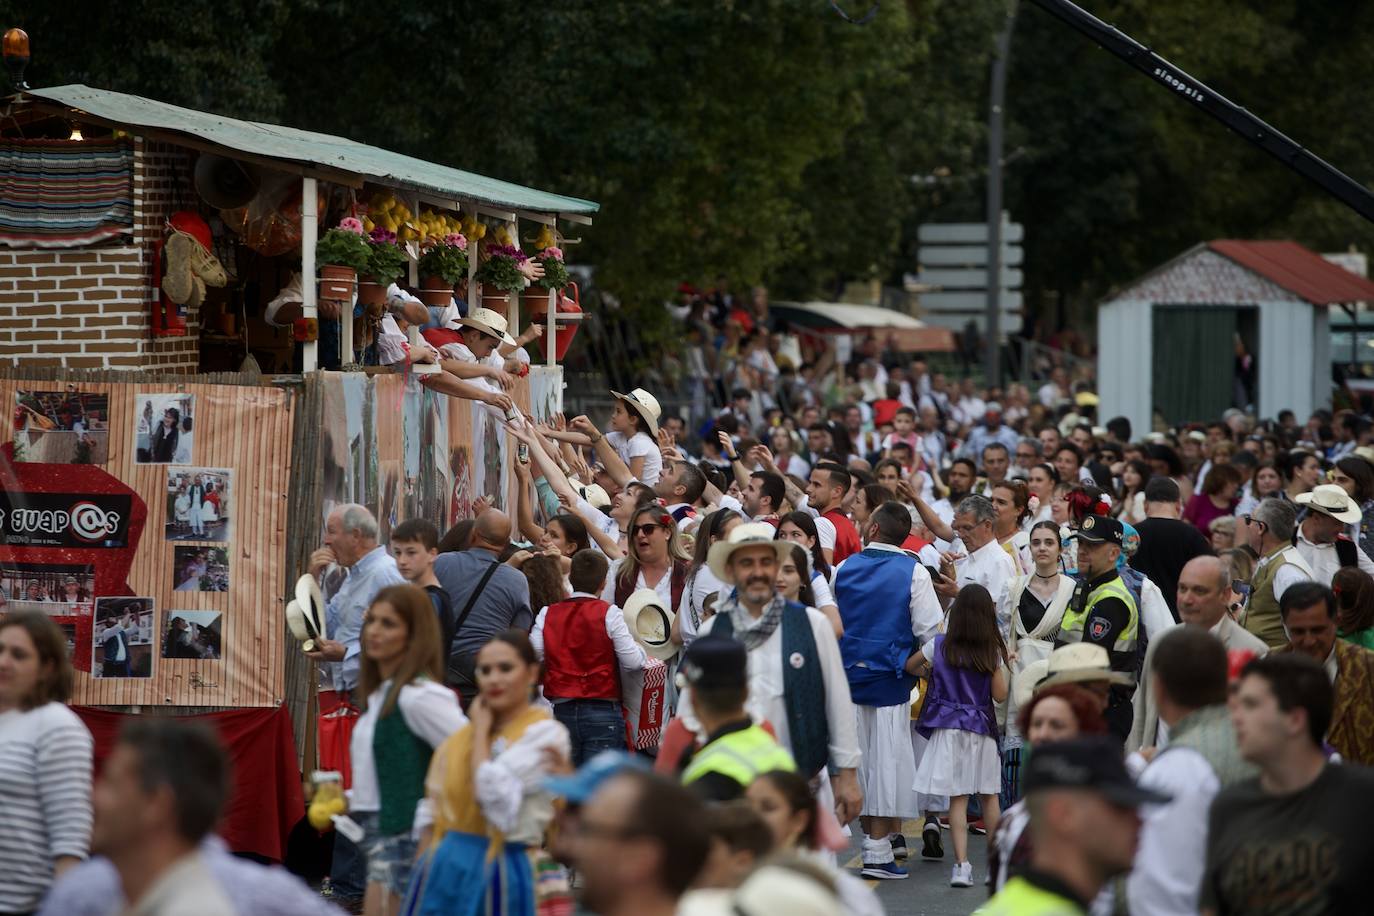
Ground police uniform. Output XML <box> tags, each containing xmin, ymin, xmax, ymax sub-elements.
<box><xmin>1055</xmin><ymin>516</ymin><xmax>1140</xmax><ymax>741</ymax></box>
<box><xmin>675</xmin><ymin>637</ymin><xmax>796</xmax><ymax>801</ymax></box>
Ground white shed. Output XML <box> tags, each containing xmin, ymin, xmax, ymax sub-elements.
<box><xmin>1097</xmin><ymin>240</ymin><xmax>1374</xmax><ymax>435</ymax></box>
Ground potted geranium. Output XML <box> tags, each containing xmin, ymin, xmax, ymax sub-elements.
<box><xmin>358</xmin><ymin>227</ymin><xmax>408</xmax><ymax>311</ymax></box>
<box><xmin>315</xmin><ymin>217</ymin><xmax>371</xmax><ymax>310</ymax></box>
<box><xmin>416</xmin><ymin>233</ymin><xmax>469</xmax><ymax>306</ymax></box>
<box><xmin>475</xmin><ymin>242</ymin><xmax>527</xmax><ymax>311</ymax></box>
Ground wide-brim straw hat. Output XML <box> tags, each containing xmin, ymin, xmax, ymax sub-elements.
<box><xmin>459</xmin><ymin>306</ymin><xmax>518</xmax><ymax>347</ymax></box>
<box><xmin>621</xmin><ymin>588</ymin><xmax>677</xmax><ymax>661</ymax></box>
<box><xmin>1012</xmin><ymin>643</ymin><xmax>1133</xmax><ymax>709</ymax></box>
<box><xmin>707</xmin><ymin>522</ymin><xmax>795</xmax><ymax>585</ymax></box>
<box><xmin>286</xmin><ymin>573</ymin><xmax>326</xmax><ymax>650</ymax></box>
<box><xmin>610</xmin><ymin>387</ymin><xmax>662</xmax><ymax>437</ymax></box>
<box><xmin>1296</xmin><ymin>483</ymin><xmax>1362</xmax><ymax>524</ymax></box>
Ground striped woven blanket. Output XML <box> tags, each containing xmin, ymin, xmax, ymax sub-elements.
<box><xmin>0</xmin><ymin>138</ymin><xmax>134</xmax><ymax>247</ymax></box>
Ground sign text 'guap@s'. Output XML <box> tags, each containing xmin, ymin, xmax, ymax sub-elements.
<box><xmin>0</xmin><ymin>492</ymin><xmax>131</xmax><ymax>547</ymax></box>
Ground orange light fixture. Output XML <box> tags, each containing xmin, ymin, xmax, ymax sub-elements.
<box><xmin>2</xmin><ymin>27</ymin><xmax>29</xmax><ymax>90</ymax></box>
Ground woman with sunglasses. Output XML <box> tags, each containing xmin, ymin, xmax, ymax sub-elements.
<box><xmin>602</xmin><ymin>504</ymin><xmax>692</xmax><ymax>628</ymax></box>
<box><xmin>405</xmin><ymin>630</ymin><xmax>569</xmax><ymax>915</ymax></box>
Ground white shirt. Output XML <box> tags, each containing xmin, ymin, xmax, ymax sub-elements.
<box><xmin>605</xmin><ymin>430</ymin><xmax>662</xmax><ymax>486</ymax></box>
<box><xmin>679</xmin><ymin>605</ymin><xmax>861</xmax><ymax>770</ymax></box>
<box><xmin>954</xmin><ymin>538</ymin><xmax>1017</xmax><ymax>638</ymax></box>
<box><xmin>600</xmin><ymin>559</ymin><xmax>675</xmax><ymax>610</ymax></box>
<box><xmin>833</xmin><ymin>541</ymin><xmax>943</xmax><ymax>644</ymax></box>
<box><xmin>1127</xmin><ymin>746</ymin><xmax>1220</xmax><ymax>916</ymax></box>
<box><xmin>1295</xmin><ymin>526</ymin><xmax>1374</xmax><ymax>585</ymax></box>
<box><xmin>531</xmin><ymin>591</ymin><xmax>647</xmax><ymax>676</ymax></box>
<box><xmin>574</xmin><ymin>495</ymin><xmax>619</xmax><ymax>550</ymax></box>
<box><xmin>679</xmin><ymin>567</ymin><xmax>730</xmax><ymax>647</ymax></box>
<box><xmin>348</xmin><ymin>679</ymin><xmax>466</xmax><ymax>813</ymax></box>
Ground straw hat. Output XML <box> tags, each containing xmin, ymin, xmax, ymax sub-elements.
<box><xmin>286</xmin><ymin>573</ymin><xmax>326</xmax><ymax>652</ymax></box>
<box><xmin>1296</xmin><ymin>483</ymin><xmax>1361</xmax><ymax>524</ymax></box>
<box><xmin>707</xmin><ymin>522</ymin><xmax>794</xmax><ymax>585</ymax></box>
<box><xmin>621</xmin><ymin>588</ymin><xmax>677</xmax><ymax>661</ymax></box>
<box><xmin>1012</xmin><ymin>643</ymin><xmax>1132</xmax><ymax>709</ymax></box>
<box><xmin>459</xmin><ymin>306</ymin><xmax>518</xmax><ymax>347</ymax></box>
<box><xmin>609</xmin><ymin>387</ymin><xmax>662</xmax><ymax>437</ymax></box>
<box><xmin>576</xmin><ymin>482</ymin><xmax>611</xmax><ymax>510</ymax></box>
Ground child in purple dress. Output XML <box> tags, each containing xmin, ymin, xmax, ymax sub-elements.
<box><xmin>907</xmin><ymin>584</ymin><xmax>1009</xmax><ymax>888</ymax></box>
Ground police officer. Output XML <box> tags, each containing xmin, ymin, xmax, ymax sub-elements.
<box><xmin>977</xmin><ymin>737</ymin><xmax>1168</xmax><ymax>915</ymax></box>
<box><xmin>675</xmin><ymin>637</ymin><xmax>795</xmax><ymax>801</ymax></box>
<box><xmin>1056</xmin><ymin>516</ymin><xmax>1139</xmax><ymax>741</ymax></box>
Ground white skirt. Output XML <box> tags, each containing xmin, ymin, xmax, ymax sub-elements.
<box><xmin>854</xmin><ymin>703</ymin><xmax>920</xmax><ymax>818</ymax></box>
<box><xmin>912</xmin><ymin>727</ymin><xmax>1001</xmax><ymax>797</ymax></box>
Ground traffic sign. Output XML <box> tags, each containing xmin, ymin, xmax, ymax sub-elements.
<box><xmin>917</xmin><ymin>267</ymin><xmax>1023</xmax><ymax>289</ymax></box>
<box><xmin>918</xmin><ymin>245</ymin><xmax>1024</xmax><ymax>267</ymax></box>
<box><xmin>918</xmin><ymin>222</ymin><xmax>1025</xmax><ymax>244</ymax></box>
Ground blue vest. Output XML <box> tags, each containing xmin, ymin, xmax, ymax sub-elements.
<box><xmin>712</xmin><ymin>601</ymin><xmax>830</xmax><ymax>777</ymax></box>
<box><xmin>834</xmin><ymin>547</ymin><xmax>919</xmax><ymax>707</ymax></box>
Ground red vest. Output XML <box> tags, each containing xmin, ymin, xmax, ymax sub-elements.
<box><xmin>824</xmin><ymin>509</ymin><xmax>862</xmax><ymax>564</ymax></box>
<box><xmin>542</xmin><ymin>597</ymin><xmax>620</xmax><ymax>701</ymax></box>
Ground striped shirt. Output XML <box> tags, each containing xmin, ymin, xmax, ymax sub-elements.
<box><xmin>0</xmin><ymin>703</ymin><xmax>94</xmax><ymax>912</ymax></box>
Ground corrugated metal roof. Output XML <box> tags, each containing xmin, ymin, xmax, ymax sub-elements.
<box><xmin>1208</xmin><ymin>240</ymin><xmax>1374</xmax><ymax>304</ymax></box>
<box><xmin>25</xmin><ymin>84</ymin><xmax>598</xmax><ymax>215</ymax></box>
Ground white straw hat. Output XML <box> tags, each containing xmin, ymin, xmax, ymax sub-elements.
<box><xmin>286</xmin><ymin>573</ymin><xmax>327</xmax><ymax>651</ymax></box>
<box><xmin>610</xmin><ymin>388</ymin><xmax>662</xmax><ymax>437</ymax></box>
<box><xmin>706</xmin><ymin>522</ymin><xmax>794</xmax><ymax>585</ymax></box>
<box><xmin>459</xmin><ymin>306</ymin><xmax>518</xmax><ymax>347</ymax></box>
<box><xmin>621</xmin><ymin>588</ymin><xmax>677</xmax><ymax>661</ymax></box>
<box><xmin>1296</xmin><ymin>483</ymin><xmax>1361</xmax><ymax>524</ymax></box>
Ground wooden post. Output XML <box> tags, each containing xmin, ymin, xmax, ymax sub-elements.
<box><xmin>300</xmin><ymin>177</ymin><xmax>318</xmax><ymax>372</ymax></box>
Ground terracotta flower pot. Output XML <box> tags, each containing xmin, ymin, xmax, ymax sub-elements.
<box><xmin>357</xmin><ymin>277</ymin><xmax>388</xmax><ymax>316</ymax></box>
<box><xmin>482</xmin><ymin>286</ymin><xmax>512</xmax><ymax>312</ymax></box>
<box><xmin>420</xmin><ymin>275</ymin><xmax>452</xmax><ymax>307</ymax></box>
<box><xmin>318</xmin><ymin>265</ymin><xmax>355</xmax><ymax>308</ymax></box>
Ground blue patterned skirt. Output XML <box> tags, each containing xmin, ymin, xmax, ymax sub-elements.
<box><xmin>401</xmin><ymin>830</ymin><xmax>534</xmax><ymax>916</ymax></box>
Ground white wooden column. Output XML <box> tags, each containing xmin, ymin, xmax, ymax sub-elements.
<box><xmin>300</xmin><ymin>177</ymin><xmax>318</xmax><ymax>372</ymax></box>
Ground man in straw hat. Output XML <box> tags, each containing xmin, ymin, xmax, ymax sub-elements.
<box><xmin>979</xmin><ymin>736</ymin><xmax>1169</xmax><ymax>915</ymax></box>
<box><xmin>677</xmin><ymin>523</ymin><xmax>863</xmax><ymax>825</ymax></box>
<box><xmin>1293</xmin><ymin>482</ymin><xmax>1374</xmax><ymax>585</ymax></box>
<box><xmin>1055</xmin><ymin>515</ymin><xmax>1141</xmax><ymax>742</ymax></box>
<box><xmin>419</xmin><ymin>305</ymin><xmax>531</xmax><ymax>415</ymax></box>
<box><xmin>831</xmin><ymin>500</ymin><xmax>943</xmax><ymax>879</ymax></box>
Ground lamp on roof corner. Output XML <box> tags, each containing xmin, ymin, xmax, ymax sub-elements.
<box><xmin>2</xmin><ymin>28</ymin><xmax>29</xmax><ymax>91</ymax></box>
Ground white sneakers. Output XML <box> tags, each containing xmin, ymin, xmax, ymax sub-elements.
<box><xmin>950</xmin><ymin>861</ymin><xmax>974</xmax><ymax>887</ymax></box>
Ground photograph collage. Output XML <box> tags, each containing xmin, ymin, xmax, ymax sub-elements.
<box><xmin>5</xmin><ymin>388</ymin><xmax>235</xmax><ymax>679</ymax></box>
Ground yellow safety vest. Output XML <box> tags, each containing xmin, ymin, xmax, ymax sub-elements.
<box><xmin>975</xmin><ymin>876</ymin><xmax>1085</xmax><ymax>915</ymax></box>
<box><xmin>1056</xmin><ymin>575</ymin><xmax>1139</xmax><ymax>683</ymax></box>
<box><xmin>681</xmin><ymin>724</ymin><xmax>796</xmax><ymax>788</ymax></box>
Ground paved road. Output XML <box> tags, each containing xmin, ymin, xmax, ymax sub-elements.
<box><xmin>840</xmin><ymin>818</ymin><xmax>991</xmax><ymax>916</ymax></box>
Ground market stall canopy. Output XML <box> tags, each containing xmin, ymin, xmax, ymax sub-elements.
<box><xmin>19</xmin><ymin>85</ymin><xmax>599</xmax><ymax>216</ymax></box>
<box><xmin>771</xmin><ymin>300</ymin><xmax>956</xmax><ymax>352</ymax></box>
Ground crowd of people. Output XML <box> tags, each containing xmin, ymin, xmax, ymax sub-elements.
<box><xmin>6</xmin><ymin>333</ymin><xmax>1374</xmax><ymax>914</ymax></box>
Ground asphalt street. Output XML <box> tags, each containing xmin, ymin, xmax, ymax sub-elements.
<box><xmin>840</xmin><ymin>818</ymin><xmax>991</xmax><ymax>916</ymax></box>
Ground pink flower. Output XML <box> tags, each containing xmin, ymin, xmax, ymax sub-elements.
<box><xmin>338</xmin><ymin>217</ymin><xmax>365</xmax><ymax>235</ymax></box>
<box><xmin>444</xmin><ymin>233</ymin><xmax>468</xmax><ymax>250</ymax></box>
<box><xmin>542</xmin><ymin>246</ymin><xmax>563</xmax><ymax>261</ymax></box>
<box><xmin>369</xmin><ymin>227</ymin><xmax>397</xmax><ymax>244</ymax></box>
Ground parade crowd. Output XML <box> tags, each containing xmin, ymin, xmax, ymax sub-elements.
<box><xmin>4</xmin><ymin>291</ymin><xmax>1374</xmax><ymax>916</ymax></box>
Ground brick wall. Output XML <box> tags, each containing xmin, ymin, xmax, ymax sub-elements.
<box><xmin>0</xmin><ymin>137</ymin><xmax>202</xmax><ymax>372</ymax></box>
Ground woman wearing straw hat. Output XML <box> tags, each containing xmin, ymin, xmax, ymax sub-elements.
<box><xmin>544</xmin><ymin>388</ymin><xmax>664</xmax><ymax>486</ymax></box>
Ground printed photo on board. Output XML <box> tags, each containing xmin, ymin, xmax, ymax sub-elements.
<box><xmin>134</xmin><ymin>392</ymin><xmax>195</xmax><ymax>464</ymax></box>
<box><xmin>13</xmin><ymin>388</ymin><xmax>110</xmax><ymax>464</ymax></box>
<box><xmin>0</xmin><ymin>563</ymin><xmax>96</xmax><ymax>614</ymax></box>
<box><xmin>92</xmin><ymin>597</ymin><xmax>155</xmax><ymax>679</ymax></box>
<box><xmin>172</xmin><ymin>546</ymin><xmax>229</xmax><ymax>592</ymax></box>
<box><xmin>160</xmin><ymin>610</ymin><xmax>222</xmax><ymax>660</ymax></box>
<box><xmin>165</xmin><ymin>467</ymin><xmax>232</xmax><ymax>542</ymax></box>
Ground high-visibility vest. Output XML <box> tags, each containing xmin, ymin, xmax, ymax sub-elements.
<box><xmin>681</xmin><ymin>724</ymin><xmax>796</xmax><ymax>788</ymax></box>
<box><xmin>1056</xmin><ymin>575</ymin><xmax>1139</xmax><ymax>683</ymax></box>
<box><xmin>975</xmin><ymin>876</ymin><xmax>1086</xmax><ymax>915</ymax></box>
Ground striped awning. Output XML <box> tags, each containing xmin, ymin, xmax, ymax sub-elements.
<box><xmin>0</xmin><ymin>138</ymin><xmax>133</xmax><ymax>247</ymax></box>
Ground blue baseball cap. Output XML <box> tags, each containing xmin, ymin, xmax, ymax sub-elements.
<box><xmin>544</xmin><ymin>750</ymin><xmax>648</xmax><ymax>804</ymax></box>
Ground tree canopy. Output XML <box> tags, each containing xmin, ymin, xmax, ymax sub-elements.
<box><xmin>8</xmin><ymin>0</ymin><xmax>1373</xmax><ymax>336</ymax></box>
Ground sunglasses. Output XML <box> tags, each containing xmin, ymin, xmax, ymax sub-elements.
<box><xmin>1241</xmin><ymin>514</ymin><xmax>1266</xmax><ymax>530</ymax></box>
<box><xmin>632</xmin><ymin>523</ymin><xmax>666</xmax><ymax>538</ymax></box>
